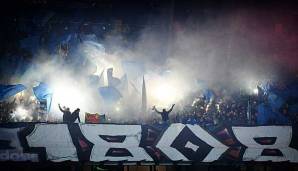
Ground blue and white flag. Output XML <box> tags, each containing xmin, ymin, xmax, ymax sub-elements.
<box><xmin>33</xmin><ymin>82</ymin><xmax>53</xmax><ymax>113</ymax></box>
<box><xmin>0</xmin><ymin>84</ymin><xmax>26</xmax><ymax>101</ymax></box>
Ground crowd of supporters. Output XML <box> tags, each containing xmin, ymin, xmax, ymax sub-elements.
<box><xmin>172</xmin><ymin>94</ymin><xmax>250</xmax><ymax>126</ymax></box>
<box><xmin>144</xmin><ymin>79</ymin><xmax>298</xmax><ymax>127</ymax></box>
<box><xmin>143</xmin><ymin>89</ymin><xmax>254</xmax><ymax>128</ymax></box>
<box><xmin>1</xmin><ymin>79</ymin><xmax>298</xmax><ymax>126</ymax></box>
<box><xmin>0</xmin><ymin>95</ymin><xmax>45</xmax><ymax>122</ymax></box>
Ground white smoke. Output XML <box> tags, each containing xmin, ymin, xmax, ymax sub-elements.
<box><xmin>12</xmin><ymin>10</ymin><xmax>283</xmax><ymax>122</ymax></box>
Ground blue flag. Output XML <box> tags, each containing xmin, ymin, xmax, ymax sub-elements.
<box><xmin>0</xmin><ymin>84</ymin><xmax>26</xmax><ymax>101</ymax></box>
<box><xmin>33</xmin><ymin>82</ymin><xmax>53</xmax><ymax>113</ymax></box>
<box><xmin>88</xmin><ymin>75</ymin><xmax>100</xmax><ymax>87</ymax></box>
<box><xmin>107</xmin><ymin>68</ymin><xmax>121</xmax><ymax>87</ymax></box>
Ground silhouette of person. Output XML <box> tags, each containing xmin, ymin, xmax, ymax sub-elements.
<box><xmin>152</xmin><ymin>104</ymin><xmax>175</xmax><ymax>123</ymax></box>
<box><xmin>70</xmin><ymin>108</ymin><xmax>81</xmax><ymax>123</ymax></box>
<box><xmin>58</xmin><ymin>104</ymin><xmax>71</xmax><ymax>123</ymax></box>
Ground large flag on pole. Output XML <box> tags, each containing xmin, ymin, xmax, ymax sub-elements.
<box><xmin>0</xmin><ymin>84</ymin><xmax>26</xmax><ymax>101</ymax></box>
<box><xmin>107</xmin><ymin>68</ymin><xmax>121</xmax><ymax>87</ymax></box>
<box><xmin>141</xmin><ymin>76</ymin><xmax>147</xmax><ymax>114</ymax></box>
<box><xmin>98</xmin><ymin>70</ymin><xmax>105</xmax><ymax>87</ymax></box>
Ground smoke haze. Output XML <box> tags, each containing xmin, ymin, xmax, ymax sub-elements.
<box><xmin>4</xmin><ymin>6</ymin><xmax>297</xmax><ymax>122</ymax></box>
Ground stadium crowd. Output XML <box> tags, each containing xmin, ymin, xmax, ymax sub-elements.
<box><xmin>1</xmin><ymin>79</ymin><xmax>298</xmax><ymax>127</ymax></box>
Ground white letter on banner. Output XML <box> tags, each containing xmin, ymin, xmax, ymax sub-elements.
<box><xmin>232</xmin><ymin>126</ymin><xmax>298</xmax><ymax>162</ymax></box>
<box><xmin>156</xmin><ymin>123</ymin><xmax>189</xmax><ymax>161</ymax></box>
<box><xmin>26</xmin><ymin>124</ymin><xmax>78</xmax><ymax>161</ymax></box>
<box><xmin>80</xmin><ymin>124</ymin><xmax>153</xmax><ymax>161</ymax></box>
<box><xmin>187</xmin><ymin>124</ymin><xmax>229</xmax><ymax>162</ymax></box>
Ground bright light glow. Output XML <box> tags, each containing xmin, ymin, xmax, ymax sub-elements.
<box><xmin>146</xmin><ymin>72</ymin><xmax>190</xmax><ymax>108</ymax></box>
<box><xmin>154</xmin><ymin>84</ymin><xmax>177</xmax><ymax>102</ymax></box>
<box><xmin>29</xmin><ymin>95</ymin><xmax>36</xmax><ymax>101</ymax></box>
<box><xmin>253</xmin><ymin>88</ymin><xmax>259</xmax><ymax>95</ymax></box>
<box><xmin>243</xmin><ymin>77</ymin><xmax>261</xmax><ymax>95</ymax></box>
<box><xmin>52</xmin><ymin>82</ymin><xmax>84</xmax><ymax>111</ymax></box>
<box><xmin>115</xmin><ymin>106</ymin><xmax>120</xmax><ymax>112</ymax></box>
<box><xmin>150</xmin><ymin>82</ymin><xmax>180</xmax><ymax>108</ymax></box>
<box><xmin>14</xmin><ymin>92</ymin><xmax>25</xmax><ymax>102</ymax></box>
<box><xmin>49</xmin><ymin>77</ymin><xmax>101</xmax><ymax>121</ymax></box>
<box><xmin>14</xmin><ymin>106</ymin><xmax>29</xmax><ymax>120</ymax></box>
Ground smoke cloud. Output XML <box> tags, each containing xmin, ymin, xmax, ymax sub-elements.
<box><xmin>8</xmin><ymin>8</ymin><xmax>296</xmax><ymax>122</ymax></box>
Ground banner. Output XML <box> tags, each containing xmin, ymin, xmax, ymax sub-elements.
<box><xmin>0</xmin><ymin>123</ymin><xmax>298</xmax><ymax>163</ymax></box>
<box><xmin>85</xmin><ymin>113</ymin><xmax>106</xmax><ymax>123</ymax></box>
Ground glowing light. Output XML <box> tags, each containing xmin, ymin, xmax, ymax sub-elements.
<box><xmin>253</xmin><ymin>88</ymin><xmax>259</xmax><ymax>95</ymax></box>
<box><xmin>155</xmin><ymin>84</ymin><xmax>176</xmax><ymax>101</ymax></box>
<box><xmin>115</xmin><ymin>106</ymin><xmax>120</xmax><ymax>112</ymax></box>
<box><xmin>243</xmin><ymin>77</ymin><xmax>260</xmax><ymax>96</ymax></box>
<box><xmin>14</xmin><ymin>106</ymin><xmax>29</xmax><ymax>120</ymax></box>
<box><xmin>151</xmin><ymin>83</ymin><xmax>179</xmax><ymax>107</ymax></box>
<box><xmin>14</xmin><ymin>91</ymin><xmax>25</xmax><ymax>102</ymax></box>
<box><xmin>52</xmin><ymin>82</ymin><xmax>84</xmax><ymax>111</ymax></box>
<box><xmin>29</xmin><ymin>96</ymin><xmax>36</xmax><ymax>101</ymax></box>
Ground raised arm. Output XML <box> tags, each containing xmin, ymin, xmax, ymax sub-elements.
<box><xmin>167</xmin><ymin>104</ymin><xmax>175</xmax><ymax>113</ymax></box>
<box><xmin>58</xmin><ymin>104</ymin><xmax>65</xmax><ymax>112</ymax></box>
<box><xmin>152</xmin><ymin>106</ymin><xmax>162</xmax><ymax>114</ymax></box>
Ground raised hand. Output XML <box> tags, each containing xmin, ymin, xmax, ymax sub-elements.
<box><xmin>152</xmin><ymin>106</ymin><xmax>156</xmax><ymax>110</ymax></box>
